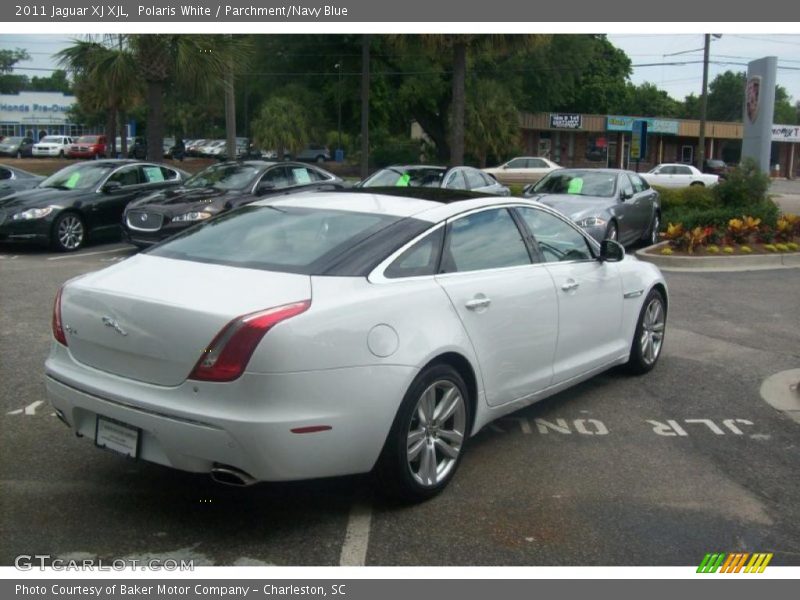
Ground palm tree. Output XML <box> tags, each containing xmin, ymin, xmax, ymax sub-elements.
<box><xmin>360</xmin><ymin>35</ymin><xmax>370</xmax><ymax>179</ymax></box>
<box><xmin>57</xmin><ymin>36</ymin><xmax>139</xmax><ymax>157</ymax></box>
<box><xmin>251</xmin><ymin>97</ymin><xmax>311</xmax><ymax>161</ymax></box>
<box><xmin>127</xmin><ymin>35</ymin><xmax>251</xmax><ymax>162</ymax></box>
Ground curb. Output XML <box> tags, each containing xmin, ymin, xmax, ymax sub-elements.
<box><xmin>636</xmin><ymin>242</ymin><xmax>800</xmax><ymax>271</ymax></box>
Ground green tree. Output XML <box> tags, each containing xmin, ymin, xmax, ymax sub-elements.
<box><xmin>620</xmin><ymin>82</ymin><xmax>682</xmax><ymax>118</ymax></box>
<box><xmin>251</xmin><ymin>96</ymin><xmax>312</xmax><ymax>160</ymax></box>
<box><xmin>0</xmin><ymin>48</ymin><xmax>30</xmax><ymax>93</ymax></box>
<box><xmin>465</xmin><ymin>80</ymin><xmax>520</xmax><ymax>167</ymax></box>
<box><xmin>702</xmin><ymin>70</ymin><xmax>797</xmax><ymax>124</ymax></box>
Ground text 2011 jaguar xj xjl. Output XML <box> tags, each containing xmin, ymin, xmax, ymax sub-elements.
<box><xmin>45</xmin><ymin>191</ymin><xmax>667</xmax><ymax>502</ymax></box>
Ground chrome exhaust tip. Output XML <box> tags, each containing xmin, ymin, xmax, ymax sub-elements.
<box><xmin>210</xmin><ymin>465</ymin><xmax>258</xmax><ymax>487</ymax></box>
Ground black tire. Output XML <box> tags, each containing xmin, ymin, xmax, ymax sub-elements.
<box><xmin>690</xmin><ymin>181</ymin><xmax>704</xmax><ymax>187</ymax></box>
<box><xmin>643</xmin><ymin>212</ymin><xmax>661</xmax><ymax>246</ymax></box>
<box><xmin>51</xmin><ymin>211</ymin><xmax>86</xmax><ymax>252</ymax></box>
<box><xmin>624</xmin><ymin>288</ymin><xmax>667</xmax><ymax>375</ymax></box>
<box><xmin>58</xmin><ymin>150</ymin><xmax>65</xmax><ymax>158</ymax></box>
<box><xmin>375</xmin><ymin>363</ymin><xmax>471</xmax><ymax>503</ymax></box>
<box><xmin>605</xmin><ymin>220</ymin><xmax>619</xmax><ymax>241</ymax></box>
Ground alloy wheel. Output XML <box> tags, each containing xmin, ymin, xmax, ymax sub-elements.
<box><xmin>640</xmin><ymin>296</ymin><xmax>665</xmax><ymax>366</ymax></box>
<box><xmin>406</xmin><ymin>380</ymin><xmax>467</xmax><ymax>488</ymax></box>
<box><xmin>57</xmin><ymin>214</ymin><xmax>84</xmax><ymax>251</ymax></box>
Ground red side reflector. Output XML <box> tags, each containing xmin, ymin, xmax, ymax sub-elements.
<box><xmin>52</xmin><ymin>286</ymin><xmax>67</xmax><ymax>346</ymax></box>
<box><xmin>290</xmin><ymin>425</ymin><xmax>333</xmax><ymax>434</ymax></box>
<box><xmin>189</xmin><ymin>300</ymin><xmax>311</xmax><ymax>382</ymax></box>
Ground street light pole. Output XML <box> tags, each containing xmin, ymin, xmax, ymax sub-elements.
<box><xmin>697</xmin><ymin>34</ymin><xmax>711</xmax><ymax>170</ymax></box>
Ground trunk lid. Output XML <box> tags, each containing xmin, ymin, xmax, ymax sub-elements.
<box><xmin>60</xmin><ymin>254</ymin><xmax>311</xmax><ymax>386</ymax></box>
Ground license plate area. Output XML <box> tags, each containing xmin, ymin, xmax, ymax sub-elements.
<box><xmin>95</xmin><ymin>416</ymin><xmax>140</xmax><ymax>458</ymax></box>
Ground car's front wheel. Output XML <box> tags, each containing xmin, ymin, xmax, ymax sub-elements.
<box><xmin>625</xmin><ymin>288</ymin><xmax>667</xmax><ymax>374</ymax></box>
<box><xmin>52</xmin><ymin>212</ymin><xmax>85</xmax><ymax>252</ymax></box>
<box><xmin>376</xmin><ymin>364</ymin><xmax>470</xmax><ymax>502</ymax></box>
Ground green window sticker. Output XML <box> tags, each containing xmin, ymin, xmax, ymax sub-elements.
<box><xmin>567</xmin><ymin>178</ymin><xmax>583</xmax><ymax>194</ymax></box>
<box><xmin>292</xmin><ymin>168</ymin><xmax>311</xmax><ymax>184</ymax></box>
<box><xmin>144</xmin><ymin>167</ymin><xmax>164</xmax><ymax>183</ymax></box>
<box><xmin>396</xmin><ymin>172</ymin><xmax>411</xmax><ymax>187</ymax></box>
<box><xmin>64</xmin><ymin>172</ymin><xmax>81</xmax><ymax>189</ymax></box>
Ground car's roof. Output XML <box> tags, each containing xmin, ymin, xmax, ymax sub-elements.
<box><xmin>654</xmin><ymin>163</ymin><xmax>695</xmax><ymax>167</ymax></box>
<box><xmin>260</xmin><ymin>191</ymin><xmax>543</xmax><ymax>223</ymax></box>
<box><xmin>549</xmin><ymin>168</ymin><xmax>627</xmax><ymax>175</ymax></box>
<box><xmin>381</xmin><ymin>165</ymin><xmax>448</xmax><ymax>171</ymax></box>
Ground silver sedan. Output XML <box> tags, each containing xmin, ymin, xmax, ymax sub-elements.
<box><xmin>524</xmin><ymin>168</ymin><xmax>661</xmax><ymax>247</ymax></box>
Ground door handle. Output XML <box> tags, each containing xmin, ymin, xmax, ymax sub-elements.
<box><xmin>465</xmin><ymin>297</ymin><xmax>492</xmax><ymax>310</ymax></box>
<box><xmin>561</xmin><ymin>280</ymin><xmax>580</xmax><ymax>292</ymax></box>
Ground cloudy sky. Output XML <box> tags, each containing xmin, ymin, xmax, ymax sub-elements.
<box><xmin>2</xmin><ymin>33</ymin><xmax>799</xmax><ymax>105</ymax></box>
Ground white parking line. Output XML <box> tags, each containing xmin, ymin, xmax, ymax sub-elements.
<box><xmin>339</xmin><ymin>500</ymin><xmax>372</xmax><ymax>566</ymax></box>
<box><xmin>47</xmin><ymin>247</ymin><xmax>133</xmax><ymax>261</ymax></box>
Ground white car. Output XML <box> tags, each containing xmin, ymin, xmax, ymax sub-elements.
<box><xmin>640</xmin><ymin>163</ymin><xmax>719</xmax><ymax>188</ymax></box>
<box><xmin>32</xmin><ymin>135</ymin><xmax>74</xmax><ymax>158</ymax></box>
<box><xmin>483</xmin><ymin>156</ymin><xmax>561</xmax><ymax>185</ymax></box>
<box><xmin>46</xmin><ymin>192</ymin><xmax>668</xmax><ymax>501</ymax></box>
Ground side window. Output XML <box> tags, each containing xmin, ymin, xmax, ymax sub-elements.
<box><xmin>384</xmin><ymin>227</ymin><xmax>444</xmax><ymax>279</ymax></box>
<box><xmin>463</xmin><ymin>169</ymin><xmax>487</xmax><ymax>190</ymax></box>
<box><xmin>141</xmin><ymin>165</ymin><xmax>166</xmax><ymax>184</ymax></box>
<box><xmin>260</xmin><ymin>166</ymin><xmax>291</xmax><ymax>189</ymax></box>
<box><xmin>0</xmin><ymin>167</ymin><xmax>12</xmax><ymax>180</ymax></box>
<box><xmin>659</xmin><ymin>166</ymin><xmax>673</xmax><ymax>175</ymax></box>
<box><xmin>290</xmin><ymin>166</ymin><xmax>325</xmax><ymax>185</ymax></box>
<box><xmin>506</xmin><ymin>158</ymin><xmax>526</xmax><ymax>168</ymax></box>
<box><xmin>630</xmin><ymin>174</ymin><xmax>648</xmax><ymax>193</ymax></box>
<box><xmin>444</xmin><ymin>170</ymin><xmax>466</xmax><ymax>190</ymax></box>
<box><xmin>516</xmin><ymin>207</ymin><xmax>594</xmax><ymax>263</ymax></box>
<box><xmin>107</xmin><ymin>165</ymin><xmax>141</xmax><ymax>187</ymax></box>
<box><xmin>528</xmin><ymin>158</ymin><xmax>548</xmax><ymax>168</ymax></box>
<box><xmin>676</xmin><ymin>166</ymin><xmax>693</xmax><ymax>175</ymax></box>
<box><xmin>160</xmin><ymin>167</ymin><xmax>179</xmax><ymax>181</ymax></box>
<box><xmin>441</xmin><ymin>208</ymin><xmax>531</xmax><ymax>273</ymax></box>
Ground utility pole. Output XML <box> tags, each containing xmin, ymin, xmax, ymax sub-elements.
<box><xmin>224</xmin><ymin>38</ymin><xmax>237</xmax><ymax>161</ymax></box>
<box><xmin>697</xmin><ymin>33</ymin><xmax>711</xmax><ymax>170</ymax></box>
<box><xmin>336</xmin><ymin>59</ymin><xmax>343</xmax><ymax>160</ymax></box>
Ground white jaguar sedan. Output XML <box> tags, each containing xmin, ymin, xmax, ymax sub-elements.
<box><xmin>45</xmin><ymin>191</ymin><xmax>668</xmax><ymax>501</ymax></box>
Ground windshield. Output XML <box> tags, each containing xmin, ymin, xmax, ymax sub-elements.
<box><xmin>532</xmin><ymin>171</ymin><xmax>617</xmax><ymax>198</ymax></box>
<box><xmin>77</xmin><ymin>136</ymin><xmax>100</xmax><ymax>144</ymax></box>
<box><xmin>149</xmin><ymin>205</ymin><xmax>399</xmax><ymax>274</ymax></box>
<box><xmin>39</xmin><ymin>163</ymin><xmax>114</xmax><ymax>191</ymax></box>
<box><xmin>361</xmin><ymin>167</ymin><xmax>446</xmax><ymax>188</ymax></box>
<box><xmin>39</xmin><ymin>136</ymin><xmax>63</xmax><ymax>144</ymax></box>
<box><xmin>2</xmin><ymin>137</ymin><xmax>23</xmax><ymax>144</ymax></box>
<box><xmin>183</xmin><ymin>163</ymin><xmax>262</xmax><ymax>191</ymax></box>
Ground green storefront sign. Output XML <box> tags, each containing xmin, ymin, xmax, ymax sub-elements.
<box><xmin>607</xmin><ymin>115</ymin><xmax>679</xmax><ymax>135</ymax></box>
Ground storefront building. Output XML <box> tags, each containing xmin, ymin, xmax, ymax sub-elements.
<box><xmin>520</xmin><ymin>112</ymin><xmax>799</xmax><ymax>178</ymax></box>
<box><xmin>0</xmin><ymin>91</ymin><xmax>99</xmax><ymax>140</ymax></box>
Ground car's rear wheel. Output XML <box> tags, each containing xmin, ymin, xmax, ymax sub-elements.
<box><xmin>376</xmin><ymin>364</ymin><xmax>470</xmax><ymax>502</ymax></box>
<box><xmin>690</xmin><ymin>181</ymin><xmax>704</xmax><ymax>187</ymax></box>
<box><xmin>625</xmin><ymin>289</ymin><xmax>666</xmax><ymax>374</ymax></box>
<box><xmin>52</xmin><ymin>212</ymin><xmax>85</xmax><ymax>252</ymax></box>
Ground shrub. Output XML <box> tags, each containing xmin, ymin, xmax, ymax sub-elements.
<box><xmin>370</xmin><ymin>137</ymin><xmax>424</xmax><ymax>167</ymax></box>
<box><xmin>788</xmin><ymin>242</ymin><xmax>799</xmax><ymax>251</ymax></box>
<box><xmin>740</xmin><ymin>245</ymin><xmax>753</xmax><ymax>253</ymax></box>
<box><xmin>654</xmin><ymin>185</ymin><xmax>717</xmax><ymax>211</ymax></box>
<box><xmin>723</xmin><ymin>246</ymin><xmax>735</xmax><ymax>254</ymax></box>
<box><xmin>706</xmin><ymin>245</ymin><xmax>720</xmax><ymax>254</ymax></box>
<box><xmin>713</xmin><ymin>157</ymin><xmax>771</xmax><ymax>207</ymax></box>
<box><xmin>662</xmin><ymin>200</ymin><xmax>779</xmax><ymax>232</ymax></box>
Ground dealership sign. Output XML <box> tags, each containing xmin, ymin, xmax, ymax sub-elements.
<box><xmin>549</xmin><ymin>113</ymin><xmax>582</xmax><ymax>129</ymax></box>
<box><xmin>0</xmin><ymin>103</ymin><xmax>71</xmax><ymax>113</ymax></box>
<box><xmin>771</xmin><ymin>125</ymin><xmax>800</xmax><ymax>143</ymax></box>
<box><xmin>607</xmin><ymin>115</ymin><xmax>679</xmax><ymax>135</ymax></box>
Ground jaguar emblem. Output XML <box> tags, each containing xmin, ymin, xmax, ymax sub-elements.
<box><xmin>101</xmin><ymin>316</ymin><xmax>128</xmax><ymax>336</ymax></box>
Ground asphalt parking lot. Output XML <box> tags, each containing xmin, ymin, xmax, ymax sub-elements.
<box><xmin>1</xmin><ymin>240</ymin><xmax>799</xmax><ymax>567</ymax></box>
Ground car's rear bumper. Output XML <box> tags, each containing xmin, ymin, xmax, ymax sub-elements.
<box><xmin>45</xmin><ymin>343</ymin><xmax>414</xmax><ymax>482</ymax></box>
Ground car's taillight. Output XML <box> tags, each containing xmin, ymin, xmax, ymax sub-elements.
<box><xmin>52</xmin><ymin>286</ymin><xmax>67</xmax><ymax>346</ymax></box>
<box><xmin>189</xmin><ymin>300</ymin><xmax>311</xmax><ymax>382</ymax></box>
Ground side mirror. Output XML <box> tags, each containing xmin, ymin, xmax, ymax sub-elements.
<box><xmin>620</xmin><ymin>190</ymin><xmax>633</xmax><ymax>202</ymax></box>
<box><xmin>102</xmin><ymin>181</ymin><xmax>122</xmax><ymax>194</ymax></box>
<box><xmin>599</xmin><ymin>239</ymin><xmax>625</xmax><ymax>262</ymax></box>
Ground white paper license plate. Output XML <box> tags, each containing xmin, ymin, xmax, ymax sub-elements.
<box><xmin>95</xmin><ymin>416</ymin><xmax>139</xmax><ymax>458</ymax></box>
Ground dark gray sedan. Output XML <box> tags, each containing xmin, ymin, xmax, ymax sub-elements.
<box><xmin>0</xmin><ymin>164</ymin><xmax>43</xmax><ymax>200</ymax></box>
<box><xmin>523</xmin><ymin>168</ymin><xmax>660</xmax><ymax>247</ymax></box>
<box><xmin>358</xmin><ymin>165</ymin><xmax>510</xmax><ymax>196</ymax></box>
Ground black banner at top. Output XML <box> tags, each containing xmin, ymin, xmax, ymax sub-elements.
<box><xmin>2</xmin><ymin>0</ymin><xmax>800</xmax><ymax>22</ymax></box>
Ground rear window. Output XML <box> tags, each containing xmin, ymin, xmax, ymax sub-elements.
<box><xmin>148</xmin><ymin>206</ymin><xmax>400</xmax><ymax>274</ymax></box>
